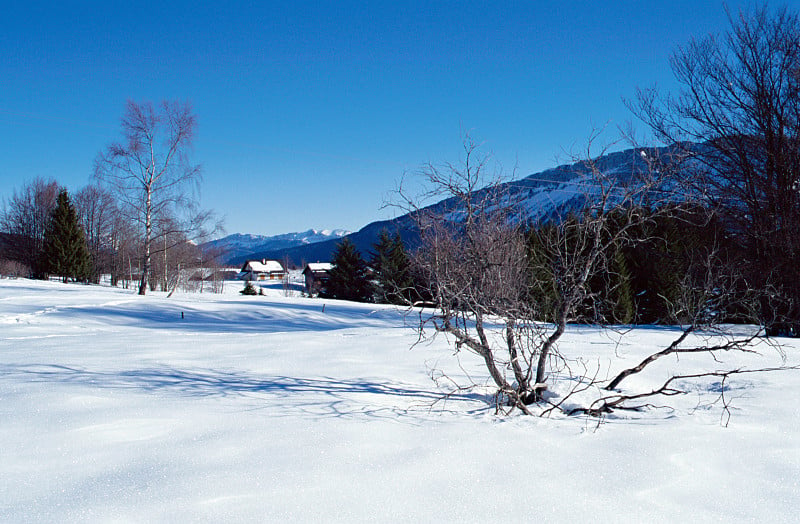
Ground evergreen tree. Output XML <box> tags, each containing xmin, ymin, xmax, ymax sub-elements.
<box><xmin>609</xmin><ymin>248</ymin><xmax>635</xmax><ymax>324</ymax></box>
<box><xmin>525</xmin><ymin>225</ymin><xmax>560</xmax><ymax>322</ymax></box>
<box><xmin>389</xmin><ymin>233</ymin><xmax>417</xmax><ymax>303</ymax></box>
<box><xmin>625</xmin><ymin>212</ymin><xmax>688</xmax><ymax>323</ymax></box>
<box><xmin>324</xmin><ymin>238</ymin><xmax>372</xmax><ymax>302</ymax></box>
<box><xmin>527</xmin><ymin>213</ymin><xmax>644</xmax><ymax>325</ymax></box>
<box><xmin>240</xmin><ymin>280</ymin><xmax>258</xmax><ymax>295</ymax></box>
<box><xmin>371</xmin><ymin>230</ymin><xmax>414</xmax><ymax>304</ymax></box>
<box><xmin>42</xmin><ymin>190</ymin><xmax>91</xmax><ymax>283</ymax></box>
<box><xmin>619</xmin><ymin>205</ymin><xmax>733</xmax><ymax>324</ymax></box>
<box><xmin>582</xmin><ymin>213</ymin><xmax>636</xmax><ymax>324</ymax></box>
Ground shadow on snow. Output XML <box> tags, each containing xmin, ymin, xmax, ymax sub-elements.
<box><xmin>70</xmin><ymin>299</ymin><xmax>413</xmax><ymax>334</ymax></box>
<box><xmin>2</xmin><ymin>363</ymin><xmax>488</xmax><ymax>420</ymax></box>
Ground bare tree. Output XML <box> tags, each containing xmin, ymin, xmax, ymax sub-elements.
<box><xmin>630</xmin><ymin>4</ymin><xmax>800</xmax><ymax>333</ymax></box>
<box><xmin>0</xmin><ymin>257</ymin><xmax>27</xmax><ymax>278</ymax></box>
<box><xmin>194</xmin><ymin>243</ymin><xmax>227</xmax><ymax>294</ymax></box>
<box><xmin>0</xmin><ymin>177</ymin><xmax>61</xmax><ymax>278</ymax></box>
<box><xmin>401</xmin><ymin>136</ymin><xmax>787</xmax><ymax>418</ymax></box>
<box><xmin>94</xmin><ymin>100</ymin><xmax>217</xmax><ymax>295</ymax></box>
<box><xmin>108</xmin><ymin>212</ymin><xmax>140</xmax><ymax>288</ymax></box>
<box><xmin>73</xmin><ymin>184</ymin><xmax>118</xmax><ymax>283</ymax></box>
<box><xmin>149</xmin><ymin>214</ymin><xmax>206</xmax><ymax>294</ymax></box>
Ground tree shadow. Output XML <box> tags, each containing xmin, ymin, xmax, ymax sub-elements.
<box><xmin>69</xmin><ymin>299</ymin><xmax>412</xmax><ymax>334</ymax></box>
<box><xmin>1</xmin><ymin>363</ymin><xmax>489</xmax><ymax>420</ymax></box>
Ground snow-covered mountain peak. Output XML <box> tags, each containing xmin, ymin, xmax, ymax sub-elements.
<box><xmin>201</xmin><ymin>228</ymin><xmax>352</xmax><ymax>264</ymax></box>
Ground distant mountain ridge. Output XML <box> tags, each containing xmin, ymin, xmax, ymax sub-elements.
<box><xmin>203</xmin><ymin>229</ymin><xmax>350</xmax><ymax>265</ymax></box>
<box><xmin>230</xmin><ymin>144</ymin><xmax>685</xmax><ymax>266</ymax></box>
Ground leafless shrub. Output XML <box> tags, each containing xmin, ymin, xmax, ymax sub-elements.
<box><xmin>399</xmin><ymin>134</ymin><xmax>792</xmax><ymax>420</ymax></box>
<box><xmin>0</xmin><ymin>258</ymin><xmax>28</xmax><ymax>278</ymax></box>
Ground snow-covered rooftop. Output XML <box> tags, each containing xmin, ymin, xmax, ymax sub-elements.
<box><xmin>305</xmin><ymin>262</ymin><xmax>333</xmax><ymax>272</ymax></box>
<box><xmin>243</xmin><ymin>259</ymin><xmax>284</xmax><ymax>273</ymax></box>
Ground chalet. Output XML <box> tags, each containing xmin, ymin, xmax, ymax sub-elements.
<box><xmin>302</xmin><ymin>262</ymin><xmax>333</xmax><ymax>296</ymax></box>
<box><xmin>238</xmin><ymin>259</ymin><xmax>287</xmax><ymax>281</ymax></box>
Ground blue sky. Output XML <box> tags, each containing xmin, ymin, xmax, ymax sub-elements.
<box><xmin>0</xmin><ymin>1</ymin><xmax>774</xmax><ymax>236</ymax></box>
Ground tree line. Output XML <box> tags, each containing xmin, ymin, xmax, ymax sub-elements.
<box><xmin>325</xmin><ymin>205</ymin><xmax>737</xmax><ymax>330</ymax></box>
<box><xmin>321</xmin><ymin>230</ymin><xmax>422</xmax><ymax>305</ymax></box>
<box><xmin>1</xmin><ymin>101</ymin><xmax>220</xmax><ymax>293</ymax></box>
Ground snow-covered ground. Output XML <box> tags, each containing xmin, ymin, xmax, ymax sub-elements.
<box><xmin>2</xmin><ymin>278</ymin><xmax>799</xmax><ymax>522</ymax></box>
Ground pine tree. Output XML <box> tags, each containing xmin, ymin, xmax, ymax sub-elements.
<box><xmin>610</xmin><ymin>248</ymin><xmax>635</xmax><ymax>324</ymax></box>
<box><xmin>42</xmin><ymin>190</ymin><xmax>91</xmax><ymax>283</ymax></box>
<box><xmin>324</xmin><ymin>238</ymin><xmax>372</xmax><ymax>302</ymax></box>
<box><xmin>370</xmin><ymin>230</ymin><xmax>393</xmax><ymax>303</ymax></box>
<box><xmin>621</xmin><ymin>205</ymin><xmax>731</xmax><ymax>324</ymax></box>
<box><xmin>371</xmin><ymin>230</ymin><xmax>414</xmax><ymax>304</ymax></box>
<box><xmin>525</xmin><ymin>225</ymin><xmax>560</xmax><ymax>322</ymax></box>
<box><xmin>389</xmin><ymin>233</ymin><xmax>416</xmax><ymax>303</ymax></box>
<box><xmin>528</xmin><ymin>216</ymin><xmax>635</xmax><ymax>324</ymax></box>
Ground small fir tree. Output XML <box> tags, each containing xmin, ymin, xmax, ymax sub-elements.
<box><xmin>42</xmin><ymin>190</ymin><xmax>91</xmax><ymax>283</ymax></box>
<box><xmin>324</xmin><ymin>238</ymin><xmax>372</xmax><ymax>302</ymax></box>
<box><xmin>240</xmin><ymin>280</ymin><xmax>258</xmax><ymax>295</ymax></box>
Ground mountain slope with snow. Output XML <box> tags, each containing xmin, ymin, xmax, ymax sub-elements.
<box><xmin>251</xmin><ymin>144</ymin><xmax>682</xmax><ymax>264</ymax></box>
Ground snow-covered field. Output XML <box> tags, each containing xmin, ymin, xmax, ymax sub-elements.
<box><xmin>2</xmin><ymin>278</ymin><xmax>799</xmax><ymax>522</ymax></box>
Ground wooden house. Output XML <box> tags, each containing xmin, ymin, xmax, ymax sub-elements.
<box><xmin>238</xmin><ymin>259</ymin><xmax>287</xmax><ymax>281</ymax></box>
<box><xmin>302</xmin><ymin>262</ymin><xmax>333</xmax><ymax>296</ymax></box>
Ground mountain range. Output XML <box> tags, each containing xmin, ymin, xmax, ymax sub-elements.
<box><xmin>209</xmin><ymin>145</ymin><xmax>674</xmax><ymax>267</ymax></box>
<box><xmin>203</xmin><ymin>229</ymin><xmax>349</xmax><ymax>265</ymax></box>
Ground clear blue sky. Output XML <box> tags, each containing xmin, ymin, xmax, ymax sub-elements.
<box><xmin>0</xmin><ymin>0</ymin><xmax>776</xmax><ymax>237</ymax></box>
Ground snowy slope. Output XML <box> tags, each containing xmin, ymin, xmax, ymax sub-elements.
<box><xmin>1</xmin><ymin>279</ymin><xmax>799</xmax><ymax>522</ymax></box>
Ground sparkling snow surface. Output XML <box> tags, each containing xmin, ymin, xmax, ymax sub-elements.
<box><xmin>1</xmin><ymin>279</ymin><xmax>799</xmax><ymax>522</ymax></box>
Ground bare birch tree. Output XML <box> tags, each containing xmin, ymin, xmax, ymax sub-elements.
<box><xmin>94</xmin><ymin>100</ymin><xmax>213</xmax><ymax>295</ymax></box>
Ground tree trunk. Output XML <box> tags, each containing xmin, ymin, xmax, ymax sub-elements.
<box><xmin>138</xmin><ymin>188</ymin><xmax>152</xmax><ymax>295</ymax></box>
<box><xmin>535</xmin><ymin>305</ymin><xmax>568</xmax><ymax>386</ymax></box>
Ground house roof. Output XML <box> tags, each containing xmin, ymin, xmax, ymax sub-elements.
<box><xmin>243</xmin><ymin>260</ymin><xmax>285</xmax><ymax>273</ymax></box>
<box><xmin>304</xmin><ymin>262</ymin><xmax>333</xmax><ymax>273</ymax></box>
